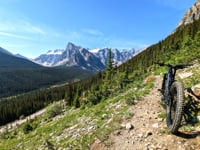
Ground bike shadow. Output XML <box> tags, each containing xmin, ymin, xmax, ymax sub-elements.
<box><xmin>176</xmin><ymin>131</ymin><xmax>200</xmax><ymax>139</ymax></box>
<box><xmin>176</xmin><ymin>88</ymin><xmax>200</xmax><ymax>139</ymax></box>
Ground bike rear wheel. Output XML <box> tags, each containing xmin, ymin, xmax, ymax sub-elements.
<box><xmin>166</xmin><ymin>82</ymin><xmax>184</xmax><ymax>134</ymax></box>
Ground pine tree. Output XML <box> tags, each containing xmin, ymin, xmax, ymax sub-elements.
<box><xmin>65</xmin><ymin>84</ymin><xmax>73</xmax><ymax>106</ymax></box>
<box><xmin>106</xmin><ymin>48</ymin><xmax>114</xmax><ymax>81</ymax></box>
<box><xmin>102</xmin><ymin>49</ymin><xmax>114</xmax><ymax>93</ymax></box>
<box><xmin>73</xmin><ymin>88</ymin><xmax>80</xmax><ymax>108</ymax></box>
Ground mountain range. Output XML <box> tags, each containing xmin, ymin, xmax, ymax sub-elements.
<box><xmin>34</xmin><ymin>42</ymin><xmax>137</xmax><ymax>71</ymax></box>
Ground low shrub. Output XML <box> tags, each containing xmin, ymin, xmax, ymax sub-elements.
<box><xmin>22</xmin><ymin>123</ymin><xmax>33</xmax><ymax>134</ymax></box>
<box><xmin>125</xmin><ymin>97</ymin><xmax>135</xmax><ymax>105</ymax></box>
<box><xmin>46</xmin><ymin>102</ymin><xmax>63</xmax><ymax>118</ymax></box>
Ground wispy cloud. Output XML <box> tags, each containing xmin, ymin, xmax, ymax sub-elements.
<box><xmin>0</xmin><ymin>20</ymin><xmax>46</xmax><ymax>35</ymax></box>
<box><xmin>21</xmin><ymin>21</ymin><xmax>46</xmax><ymax>35</ymax></box>
<box><xmin>82</xmin><ymin>28</ymin><xmax>104</xmax><ymax>36</ymax></box>
<box><xmin>0</xmin><ymin>31</ymin><xmax>33</xmax><ymax>40</ymax></box>
<box><xmin>0</xmin><ymin>16</ymin><xmax>65</xmax><ymax>42</ymax></box>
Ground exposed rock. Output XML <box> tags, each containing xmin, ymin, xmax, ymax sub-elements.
<box><xmin>178</xmin><ymin>72</ymin><xmax>193</xmax><ymax>79</ymax></box>
<box><xmin>126</xmin><ymin>123</ymin><xmax>134</xmax><ymax>130</ymax></box>
<box><xmin>145</xmin><ymin>130</ymin><xmax>153</xmax><ymax>138</ymax></box>
<box><xmin>152</xmin><ymin>123</ymin><xmax>159</xmax><ymax>128</ymax></box>
<box><xmin>89</xmin><ymin>125</ymin><xmax>99</xmax><ymax>130</ymax></box>
<box><xmin>177</xmin><ymin>0</ymin><xmax>200</xmax><ymax>28</ymax></box>
<box><xmin>34</xmin><ymin>42</ymin><xmax>137</xmax><ymax>71</ymax></box>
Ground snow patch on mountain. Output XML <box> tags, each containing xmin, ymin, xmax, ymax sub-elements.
<box><xmin>46</xmin><ymin>49</ymin><xmax>64</xmax><ymax>55</ymax></box>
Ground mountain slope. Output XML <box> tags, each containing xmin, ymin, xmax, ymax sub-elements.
<box><xmin>91</xmin><ymin>48</ymin><xmax>136</xmax><ymax>66</ymax></box>
<box><xmin>34</xmin><ymin>49</ymin><xmax>64</xmax><ymax>66</ymax></box>
<box><xmin>177</xmin><ymin>0</ymin><xmax>200</xmax><ymax>28</ymax></box>
<box><xmin>55</xmin><ymin>42</ymin><xmax>105</xmax><ymax>71</ymax></box>
<box><xmin>0</xmin><ymin>49</ymin><xmax>41</xmax><ymax>68</ymax></box>
<box><xmin>0</xmin><ymin>47</ymin><xmax>13</xmax><ymax>56</ymax></box>
<box><xmin>15</xmin><ymin>54</ymin><xmax>29</xmax><ymax>60</ymax></box>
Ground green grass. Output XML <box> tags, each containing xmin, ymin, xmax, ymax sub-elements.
<box><xmin>0</xmin><ymin>75</ymin><xmax>155</xmax><ymax>149</ymax></box>
<box><xmin>1</xmin><ymin>62</ymin><xmax>199</xmax><ymax>149</ymax></box>
<box><xmin>158</xmin><ymin>112</ymin><xmax>166</xmax><ymax>119</ymax></box>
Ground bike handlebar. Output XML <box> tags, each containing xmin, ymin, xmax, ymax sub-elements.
<box><xmin>155</xmin><ymin>62</ymin><xmax>170</xmax><ymax>67</ymax></box>
<box><xmin>154</xmin><ymin>62</ymin><xmax>193</xmax><ymax>69</ymax></box>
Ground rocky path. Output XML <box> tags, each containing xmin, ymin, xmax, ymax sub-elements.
<box><xmin>91</xmin><ymin>76</ymin><xmax>200</xmax><ymax>150</ymax></box>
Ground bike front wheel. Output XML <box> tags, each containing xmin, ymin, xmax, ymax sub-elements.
<box><xmin>166</xmin><ymin>82</ymin><xmax>184</xmax><ymax>134</ymax></box>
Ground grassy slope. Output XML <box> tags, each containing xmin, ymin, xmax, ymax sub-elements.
<box><xmin>1</xmin><ymin>62</ymin><xmax>199</xmax><ymax>149</ymax></box>
<box><xmin>0</xmin><ymin>73</ymin><xmax>154</xmax><ymax>149</ymax></box>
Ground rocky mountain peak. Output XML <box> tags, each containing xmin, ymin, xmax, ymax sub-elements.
<box><xmin>34</xmin><ymin>42</ymin><xmax>137</xmax><ymax>71</ymax></box>
<box><xmin>66</xmin><ymin>42</ymin><xmax>81</xmax><ymax>51</ymax></box>
<box><xmin>177</xmin><ymin>0</ymin><xmax>200</xmax><ymax>27</ymax></box>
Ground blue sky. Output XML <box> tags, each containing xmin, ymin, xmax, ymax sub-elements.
<box><xmin>0</xmin><ymin>0</ymin><xmax>196</xmax><ymax>58</ymax></box>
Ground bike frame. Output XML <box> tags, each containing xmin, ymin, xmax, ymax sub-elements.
<box><xmin>157</xmin><ymin>62</ymin><xmax>191</xmax><ymax>105</ymax></box>
<box><xmin>162</xmin><ymin>65</ymin><xmax>176</xmax><ymax>105</ymax></box>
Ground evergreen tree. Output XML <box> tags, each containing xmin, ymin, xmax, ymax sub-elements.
<box><xmin>116</xmin><ymin>67</ymin><xmax>129</xmax><ymax>89</ymax></box>
<box><xmin>73</xmin><ymin>88</ymin><xmax>80</xmax><ymax>108</ymax></box>
<box><xmin>106</xmin><ymin>49</ymin><xmax>114</xmax><ymax>80</ymax></box>
<box><xmin>101</xmin><ymin>48</ymin><xmax>115</xmax><ymax>97</ymax></box>
<box><xmin>105</xmin><ymin>49</ymin><xmax>114</xmax><ymax>86</ymax></box>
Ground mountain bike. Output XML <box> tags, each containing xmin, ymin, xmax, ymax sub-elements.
<box><xmin>155</xmin><ymin>62</ymin><xmax>192</xmax><ymax>134</ymax></box>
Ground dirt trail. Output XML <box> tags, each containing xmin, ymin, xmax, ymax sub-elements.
<box><xmin>0</xmin><ymin>108</ymin><xmax>45</xmax><ymax>133</ymax></box>
<box><xmin>91</xmin><ymin>76</ymin><xmax>200</xmax><ymax>150</ymax></box>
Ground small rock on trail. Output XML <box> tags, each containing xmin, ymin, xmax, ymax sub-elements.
<box><xmin>125</xmin><ymin>123</ymin><xmax>134</xmax><ymax>130</ymax></box>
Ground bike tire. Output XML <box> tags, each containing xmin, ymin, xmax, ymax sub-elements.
<box><xmin>166</xmin><ymin>82</ymin><xmax>184</xmax><ymax>134</ymax></box>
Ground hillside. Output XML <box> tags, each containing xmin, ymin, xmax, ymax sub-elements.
<box><xmin>0</xmin><ymin>48</ymin><xmax>41</xmax><ymax>68</ymax></box>
<box><xmin>0</xmin><ymin>67</ymin><xmax>92</xmax><ymax>98</ymax></box>
<box><xmin>0</xmin><ymin>63</ymin><xmax>199</xmax><ymax>149</ymax></box>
